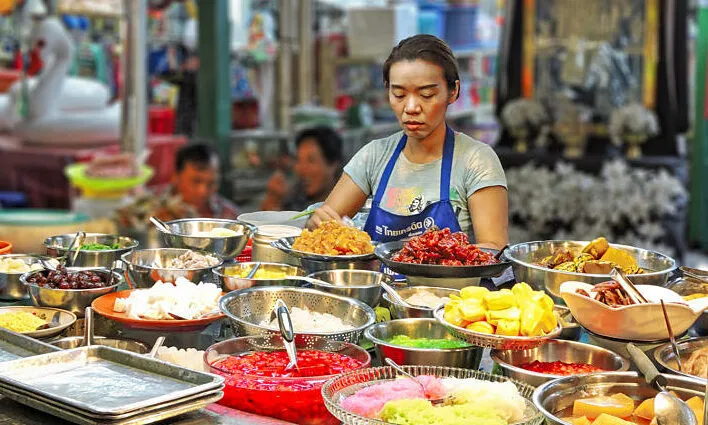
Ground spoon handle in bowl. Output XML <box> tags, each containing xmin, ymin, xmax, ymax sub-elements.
<box><xmin>627</xmin><ymin>343</ymin><xmax>666</xmax><ymax>390</ymax></box>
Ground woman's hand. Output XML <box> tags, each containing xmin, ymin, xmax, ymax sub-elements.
<box><xmin>306</xmin><ymin>204</ymin><xmax>341</xmax><ymax>229</ymax></box>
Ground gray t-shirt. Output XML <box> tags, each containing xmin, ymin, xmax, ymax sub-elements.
<box><xmin>344</xmin><ymin>131</ymin><xmax>507</xmax><ymax>236</ymax></box>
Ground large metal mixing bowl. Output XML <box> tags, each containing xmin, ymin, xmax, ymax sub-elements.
<box><xmin>654</xmin><ymin>336</ymin><xmax>708</xmax><ymax>382</ymax></box>
<box><xmin>491</xmin><ymin>339</ymin><xmax>629</xmax><ymax>387</ymax></box>
<box><xmin>507</xmin><ymin>240</ymin><xmax>676</xmax><ymax>299</ymax></box>
<box><xmin>44</xmin><ymin>233</ymin><xmax>139</xmax><ymax>269</ymax></box>
<box><xmin>306</xmin><ymin>269</ymin><xmax>392</xmax><ymax>307</ymax></box>
<box><xmin>533</xmin><ymin>372</ymin><xmax>705</xmax><ymax>425</ymax></box>
<box><xmin>159</xmin><ymin>218</ymin><xmax>256</xmax><ymax>259</ymax></box>
<box><xmin>21</xmin><ymin>268</ymin><xmax>121</xmax><ymax>316</ymax></box>
<box><xmin>121</xmin><ymin>248</ymin><xmax>222</xmax><ymax>288</ymax></box>
<box><xmin>365</xmin><ymin>318</ymin><xmax>482</xmax><ymax>368</ymax></box>
<box><xmin>213</xmin><ymin>262</ymin><xmax>305</xmax><ymax>292</ymax></box>
<box><xmin>0</xmin><ymin>254</ymin><xmax>48</xmax><ymax>300</ymax></box>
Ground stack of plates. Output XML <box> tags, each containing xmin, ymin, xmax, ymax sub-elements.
<box><xmin>0</xmin><ymin>345</ymin><xmax>224</xmax><ymax>425</ymax></box>
<box><xmin>0</xmin><ymin>327</ymin><xmax>60</xmax><ymax>363</ymax></box>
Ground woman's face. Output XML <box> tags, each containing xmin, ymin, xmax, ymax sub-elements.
<box><xmin>388</xmin><ymin>59</ymin><xmax>458</xmax><ymax>141</ymax></box>
<box><xmin>295</xmin><ymin>138</ymin><xmax>338</xmax><ymax>198</ymax></box>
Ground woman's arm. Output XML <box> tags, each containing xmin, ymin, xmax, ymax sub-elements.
<box><xmin>467</xmin><ymin>186</ymin><xmax>508</xmax><ymax>250</ymax></box>
<box><xmin>307</xmin><ymin>174</ymin><xmax>368</xmax><ymax>228</ymax></box>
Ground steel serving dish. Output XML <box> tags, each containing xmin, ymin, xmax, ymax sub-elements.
<box><xmin>21</xmin><ymin>268</ymin><xmax>121</xmax><ymax>317</ymax></box>
<box><xmin>382</xmin><ymin>286</ymin><xmax>459</xmax><ymax>319</ymax></box>
<box><xmin>50</xmin><ymin>336</ymin><xmax>149</xmax><ymax>354</ymax></box>
<box><xmin>374</xmin><ymin>239</ymin><xmax>510</xmax><ymax>278</ymax></box>
<box><xmin>44</xmin><ymin>233</ymin><xmax>139</xmax><ymax>268</ymax></box>
<box><xmin>364</xmin><ymin>318</ymin><xmax>483</xmax><ymax>368</ymax></box>
<box><xmin>665</xmin><ymin>274</ymin><xmax>708</xmax><ymax>336</ymax></box>
<box><xmin>159</xmin><ymin>218</ymin><xmax>256</xmax><ymax>259</ymax></box>
<box><xmin>0</xmin><ymin>327</ymin><xmax>60</xmax><ymax>363</ymax></box>
<box><xmin>271</xmin><ymin>236</ymin><xmax>379</xmax><ymax>273</ymax></box>
<box><xmin>212</xmin><ymin>262</ymin><xmax>305</xmax><ymax>292</ymax></box>
<box><xmin>219</xmin><ymin>286</ymin><xmax>376</xmax><ymax>344</ymax></box>
<box><xmin>0</xmin><ymin>345</ymin><xmax>224</xmax><ymax>416</ymax></box>
<box><xmin>307</xmin><ymin>269</ymin><xmax>393</xmax><ymax>307</ymax></box>
<box><xmin>533</xmin><ymin>372</ymin><xmax>705</xmax><ymax>425</ymax></box>
<box><xmin>0</xmin><ymin>254</ymin><xmax>49</xmax><ymax>300</ymax></box>
<box><xmin>121</xmin><ymin>248</ymin><xmax>222</xmax><ymax>288</ymax></box>
<box><xmin>0</xmin><ymin>385</ymin><xmax>222</xmax><ymax>424</ymax></box>
<box><xmin>0</xmin><ymin>306</ymin><xmax>76</xmax><ymax>339</ymax></box>
<box><xmin>584</xmin><ymin>327</ymin><xmax>676</xmax><ymax>359</ymax></box>
<box><xmin>507</xmin><ymin>240</ymin><xmax>677</xmax><ymax>299</ymax></box>
<box><xmin>491</xmin><ymin>339</ymin><xmax>630</xmax><ymax>387</ymax></box>
<box><xmin>322</xmin><ymin>366</ymin><xmax>544</xmax><ymax>425</ymax></box>
<box><xmin>654</xmin><ymin>336</ymin><xmax>708</xmax><ymax>382</ymax></box>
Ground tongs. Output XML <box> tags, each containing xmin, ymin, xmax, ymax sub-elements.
<box><xmin>272</xmin><ymin>299</ymin><xmax>298</xmax><ymax>371</ymax></box>
<box><xmin>609</xmin><ymin>267</ymin><xmax>648</xmax><ymax>304</ymax></box>
<box><xmin>42</xmin><ymin>231</ymin><xmax>86</xmax><ymax>270</ymax></box>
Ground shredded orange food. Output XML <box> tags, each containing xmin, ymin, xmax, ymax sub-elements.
<box><xmin>292</xmin><ymin>221</ymin><xmax>374</xmax><ymax>255</ymax></box>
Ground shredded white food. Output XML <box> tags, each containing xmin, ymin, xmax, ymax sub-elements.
<box><xmin>112</xmin><ymin>277</ymin><xmax>221</xmax><ymax>320</ymax></box>
<box><xmin>259</xmin><ymin>307</ymin><xmax>354</xmax><ymax>333</ymax></box>
<box><xmin>442</xmin><ymin>378</ymin><xmax>527</xmax><ymax>423</ymax></box>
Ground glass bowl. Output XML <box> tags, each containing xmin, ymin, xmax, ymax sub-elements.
<box><xmin>205</xmin><ymin>335</ymin><xmax>371</xmax><ymax>425</ymax></box>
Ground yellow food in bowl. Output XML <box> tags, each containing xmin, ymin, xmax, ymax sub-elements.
<box><xmin>0</xmin><ymin>311</ymin><xmax>47</xmax><ymax>332</ymax></box>
<box><xmin>225</xmin><ymin>267</ymin><xmax>288</xmax><ymax>280</ymax></box>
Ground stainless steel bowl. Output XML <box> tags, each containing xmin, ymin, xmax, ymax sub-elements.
<box><xmin>382</xmin><ymin>286</ymin><xmax>459</xmax><ymax>319</ymax></box>
<box><xmin>654</xmin><ymin>336</ymin><xmax>708</xmax><ymax>382</ymax></box>
<box><xmin>213</xmin><ymin>262</ymin><xmax>306</xmax><ymax>292</ymax></box>
<box><xmin>50</xmin><ymin>336</ymin><xmax>149</xmax><ymax>354</ymax></box>
<box><xmin>553</xmin><ymin>305</ymin><xmax>581</xmax><ymax>341</ymax></box>
<box><xmin>306</xmin><ymin>270</ymin><xmax>392</xmax><ymax>307</ymax></box>
<box><xmin>121</xmin><ymin>248</ymin><xmax>223</xmax><ymax>288</ymax></box>
<box><xmin>507</xmin><ymin>240</ymin><xmax>677</xmax><ymax>299</ymax></box>
<box><xmin>219</xmin><ymin>286</ymin><xmax>376</xmax><ymax>344</ymax></box>
<box><xmin>159</xmin><ymin>218</ymin><xmax>256</xmax><ymax>259</ymax></box>
<box><xmin>491</xmin><ymin>339</ymin><xmax>629</xmax><ymax>387</ymax></box>
<box><xmin>44</xmin><ymin>233</ymin><xmax>139</xmax><ymax>268</ymax></box>
<box><xmin>0</xmin><ymin>254</ymin><xmax>48</xmax><ymax>300</ymax></box>
<box><xmin>365</xmin><ymin>318</ymin><xmax>483</xmax><ymax>368</ymax></box>
<box><xmin>665</xmin><ymin>276</ymin><xmax>708</xmax><ymax>336</ymax></box>
<box><xmin>584</xmin><ymin>328</ymin><xmax>678</xmax><ymax>358</ymax></box>
<box><xmin>299</xmin><ymin>257</ymin><xmax>380</xmax><ymax>274</ymax></box>
<box><xmin>533</xmin><ymin>372</ymin><xmax>705</xmax><ymax>425</ymax></box>
<box><xmin>21</xmin><ymin>268</ymin><xmax>121</xmax><ymax>317</ymax></box>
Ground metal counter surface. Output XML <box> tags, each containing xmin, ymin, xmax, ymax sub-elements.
<box><xmin>0</xmin><ymin>400</ymin><xmax>295</xmax><ymax>425</ymax></box>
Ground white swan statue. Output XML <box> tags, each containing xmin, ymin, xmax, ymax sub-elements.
<box><xmin>0</xmin><ymin>16</ymin><xmax>120</xmax><ymax>144</ymax></box>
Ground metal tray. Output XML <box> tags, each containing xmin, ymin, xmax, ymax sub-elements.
<box><xmin>0</xmin><ymin>327</ymin><xmax>60</xmax><ymax>362</ymax></box>
<box><xmin>0</xmin><ymin>345</ymin><xmax>224</xmax><ymax>416</ymax></box>
<box><xmin>271</xmin><ymin>236</ymin><xmax>377</xmax><ymax>261</ymax></box>
<box><xmin>0</xmin><ymin>381</ymin><xmax>224</xmax><ymax>420</ymax></box>
<box><xmin>374</xmin><ymin>240</ymin><xmax>510</xmax><ymax>278</ymax></box>
<box><xmin>0</xmin><ymin>387</ymin><xmax>223</xmax><ymax>425</ymax></box>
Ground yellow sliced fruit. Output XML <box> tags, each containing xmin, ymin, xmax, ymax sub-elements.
<box><xmin>572</xmin><ymin>393</ymin><xmax>635</xmax><ymax>419</ymax></box>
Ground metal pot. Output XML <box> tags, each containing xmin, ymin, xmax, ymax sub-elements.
<box><xmin>251</xmin><ymin>225</ymin><xmax>302</xmax><ymax>266</ymax></box>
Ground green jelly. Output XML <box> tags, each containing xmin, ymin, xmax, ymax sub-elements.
<box><xmin>387</xmin><ymin>334</ymin><xmax>470</xmax><ymax>349</ymax></box>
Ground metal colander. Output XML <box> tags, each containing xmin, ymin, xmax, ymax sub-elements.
<box><xmin>219</xmin><ymin>286</ymin><xmax>376</xmax><ymax>345</ymax></box>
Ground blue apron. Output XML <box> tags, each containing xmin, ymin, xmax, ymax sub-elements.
<box><xmin>364</xmin><ymin>125</ymin><xmax>462</xmax><ymax>244</ymax></box>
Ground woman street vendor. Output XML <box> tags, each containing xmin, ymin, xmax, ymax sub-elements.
<box><xmin>308</xmin><ymin>34</ymin><xmax>508</xmax><ymax>249</ymax></box>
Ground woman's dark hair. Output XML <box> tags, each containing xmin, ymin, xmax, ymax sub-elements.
<box><xmin>295</xmin><ymin>126</ymin><xmax>343</xmax><ymax>165</ymax></box>
<box><xmin>176</xmin><ymin>143</ymin><xmax>219</xmax><ymax>172</ymax></box>
<box><xmin>383</xmin><ymin>34</ymin><xmax>460</xmax><ymax>100</ymax></box>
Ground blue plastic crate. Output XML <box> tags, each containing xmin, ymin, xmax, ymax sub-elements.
<box><xmin>444</xmin><ymin>5</ymin><xmax>480</xmax><ymax>50</ymax></box>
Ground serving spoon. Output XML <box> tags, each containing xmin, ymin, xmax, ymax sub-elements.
<box><xmin>379</xmin><ymin>281</ymin><xmax>427</xmax><ymax>309</ymax></box>
<box><xmin>270</xmin><ymin>299</ymin><xmax>298</xmax><ymax>371</ymax></box>
<box><xmin>660</xmin><ymin>299</ymin><xmax>682</xmax><ymax>371</ymax></box>
<box><xmin>384</xmin><ymin>358</ymin><xmax>451</xmax><ymax>405</ymax></box>
<box><xmin>627</xmin><ymin>343</ymin><xmax>697</xmax><ymax>425</ymax></box>
<box><xmin>150</xmin><ymin>216</ymin><xmax>173</xmax><ymax>234</ymax></box>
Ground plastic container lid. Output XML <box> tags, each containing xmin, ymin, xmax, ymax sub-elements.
<box><xmin>255</xmin><ymin>225</ymin><xmax>302</xmax><ymax>239</ymax></box>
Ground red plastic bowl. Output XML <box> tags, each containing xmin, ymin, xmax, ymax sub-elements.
<box><xmin>0</xmin><ymin>241</ymin><xmax>12</xmax><ymax>255</ymax></box>
<box><xmin>205</xmin><ymin>335</ymin><xmax>370</xmax><ymax>425</ymax></box>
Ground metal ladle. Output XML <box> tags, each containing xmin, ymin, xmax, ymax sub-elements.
<box><xmin>627</xmin><ymin>343</ymin><xmax>697</xmax><ymax>425</ymax></box>
<box><xmin>149</xmin><ymin>216</ymin><xmax>172</xmax><ymax>234</ymax></box>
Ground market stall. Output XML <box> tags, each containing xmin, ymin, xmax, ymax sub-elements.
<box><xmin>0</xmin><ymin>219</ymin><xmax>705</xmax><ymax>425</ymax></box>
